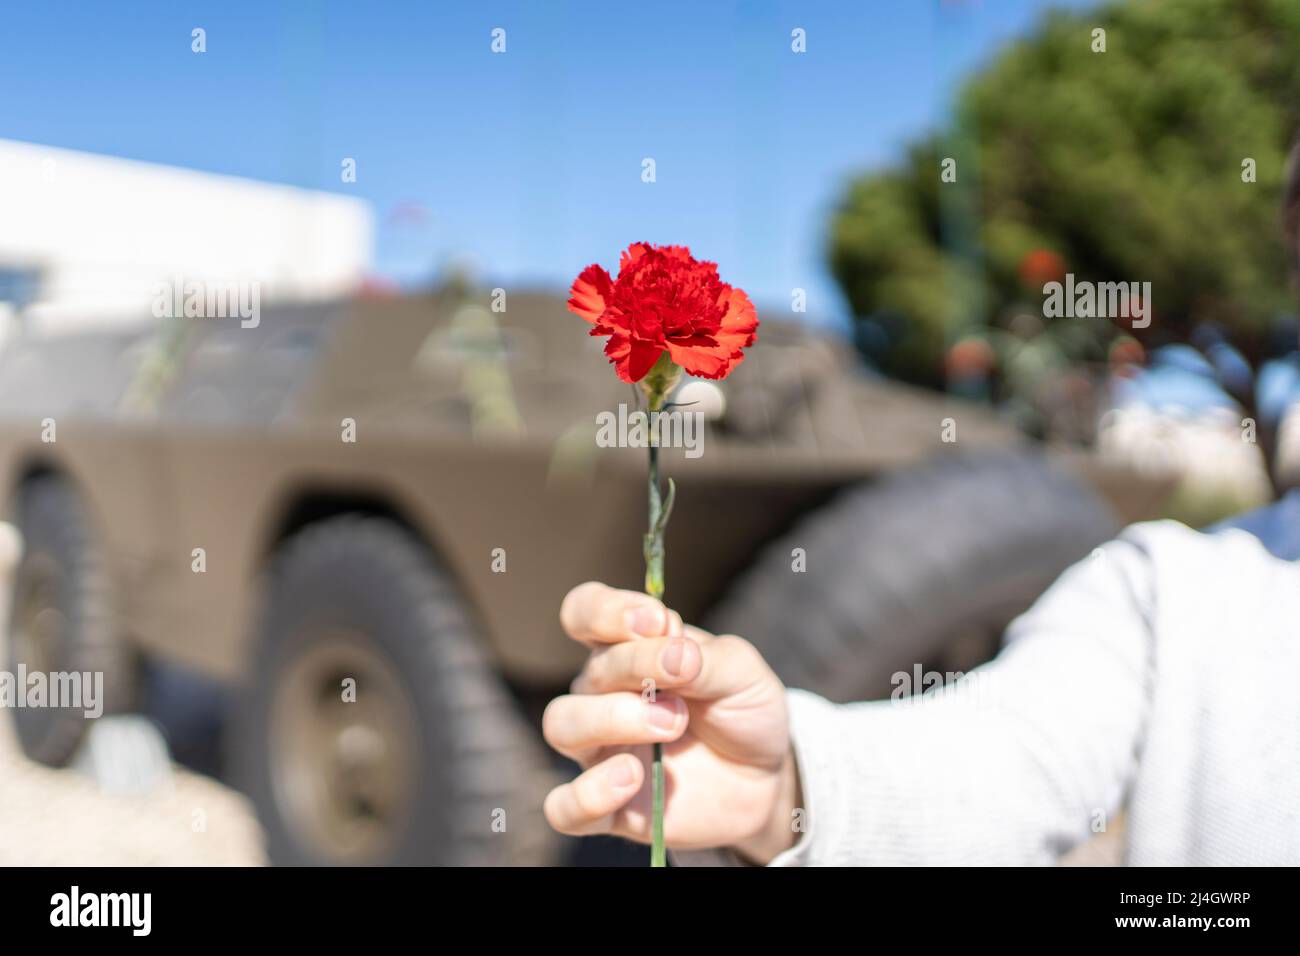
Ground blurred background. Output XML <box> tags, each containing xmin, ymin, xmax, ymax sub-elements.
<box><xmin>0</xmin><ymin>0</ymin><xmax>1294</xmax><ymax>865</ymax></box>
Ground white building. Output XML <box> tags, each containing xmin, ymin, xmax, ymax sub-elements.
<box><xmin>0</xmin><ymin>139</ymin><xmax>373</xmax><ymax>333</ymax></box>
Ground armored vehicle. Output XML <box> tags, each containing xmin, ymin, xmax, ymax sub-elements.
<box><xmin>0</xmin><ymin>287</ymin><xmax>1165</xmax><ymax>864</ymax></box>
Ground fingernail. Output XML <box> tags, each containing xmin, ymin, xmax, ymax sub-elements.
<box><xmin>647</xmin><ymin>699</ymin><xmax>679</xmax><ymax>731</ymax></box>
<box><xmin>661</xmin><ymin>637</ymin><xmax>685</xmax><ymax>677</ymax></box>
<box><xmin>605</xmin><ymin>758</ymin><xmax>636</xmax><ymax>788</ymax></box>
<box><xmin>625</xmin><ymin>603</ymin><xmax>665</xmax><ymax>637</ymax></box>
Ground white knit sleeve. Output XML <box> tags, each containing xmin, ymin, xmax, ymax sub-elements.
<box><xmin>678</xmin><ymin>523</ymin><xmax>1160</xmax><ymax>867</ymax></box>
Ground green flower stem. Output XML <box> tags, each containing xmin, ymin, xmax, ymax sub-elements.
<box><xmin>640</xmin><ymin>352</ymin><xmax>680</xmax><ymax>868</ymax></box>
<box><xmin>645</xmin><ymin>440</ymin><xmax>673</xmax><ymax>867</ymax></box>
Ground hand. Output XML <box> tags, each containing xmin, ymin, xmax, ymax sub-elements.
<box><xmin>542</xmin><ymin>582</ymin><xmax>799</xmax><ymax>863</ymax></box>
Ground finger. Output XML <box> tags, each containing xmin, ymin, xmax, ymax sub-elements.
<box><xmin>569</xmin><ymin>614</ymin><xmax>689</xmax><ymax>694</ymax></box>
<box><xmin>575</xmin><ymin>634</ymin><xmax>705</xmax><ymax>695</ymax></box>
<box><xmin>678</xmin><ymin>634</ymin><xmax>773</xmax><ymax>700</ymax></box>
<box><xmin>560</xmin><ymin>581</ymin><xmax>674</xmax><ymax>646</ymax></box>
<box><xmin>543</xmin><ymin>691</ymin><xmax>688</xmax><ymax>760</ymax></box>
<box><xmin>683</xmin><ymin>623</ymin><xmax>712</xmax><ymax>644</ymax></box>
<box><xmin>543</xmin><ymin>752</ymin><xmax>644</xmax><ymax>836</ymax></box>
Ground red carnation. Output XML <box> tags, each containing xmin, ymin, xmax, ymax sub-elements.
<box><xmin>567</xmin><ymin>242</ymin><xmax>757</xmax><ymax>867</ymax></box>
<box><xmin>567</xmin><ymin>242</ymin><xmax>759</xmax><ymax>383</ymax></box>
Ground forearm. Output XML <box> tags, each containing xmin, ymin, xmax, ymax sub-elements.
<box><xmin>680</xmin><ymin>528</ymin><xmax>1158</xmax><ymax>866</ymax></box>
<box><xmin>780</xmin><ymin>537</ymin><xmax>1155</xmax><ymax>864</ymax></box>
<box><xmin>766</xmin><ymin>687</ymin><xmax>1099</xmax><ymax>866</ymax></box>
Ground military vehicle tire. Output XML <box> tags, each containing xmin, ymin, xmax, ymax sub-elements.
<box><xmin>5</xmin><ymin>474</ymin><xmax>136</xmax><ymax>765</ymax></box>
<box><xmin>704</xmin><ymin>451</ymin><xmax>1116</xmax><ymax>703</ymax></box>
<box><xmin>234</xmin><ymin>515</ymin><xmax>557</xmax><ymax>865</ymax></box>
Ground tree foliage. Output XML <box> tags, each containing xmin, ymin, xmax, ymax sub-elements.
<box><xmin>829</xmin><ymin>0</ymin><xmax>1300</xmax><ymax>387</ymax></box>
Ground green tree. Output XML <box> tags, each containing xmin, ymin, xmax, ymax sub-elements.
<box><xmin>830</xmin><ymin>0</ymin><xmax>1300</xmax><ymax>388</ymax></box>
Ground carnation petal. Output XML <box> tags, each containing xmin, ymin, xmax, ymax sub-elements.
<box><xmin>604</xmin><ymin>334</ymin><xmax>664</xmax><ymax>383</ymax></box>
<box><xmin>715</xmin><ymin>286</ymin><xmax>759</xmax><ymax>351</ymax></box>
<box><xmin>623</xmin><ymin>339</ymin><xmax>665</xmax><ymax>383</ymax></box>
<box><xmin>566</xmin><ymin>264</ymin><xmax>613</xmax><ymax>322</ymax></box>
<box><xmin>619</xmin><ymin>242</ymin><xmax>653</xmax><ymax>275</ymax></box>
<box><xmin>631</xmin><ymin>310</ymin><xmax>668</xmax><ymax>344</ymax></box>
<box><xmin>667</xmin><ymin>339</ymin><xmax>732</xmax><ymax>379</ymax></box>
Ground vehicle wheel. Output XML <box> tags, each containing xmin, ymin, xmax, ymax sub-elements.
<box><xmin>704</xmin><ymin>451</ymin><xmax>1117</xmax><ymax>703</ymax></box>
<box><xmin>5</xmin><ymin>474</ymin><xmax>136</xmax><ymax>765</ymax></box>
<box><xmin>233</xmin><ymin>515</ymin><xmax>558</xmax><ymax>866</ymax></box>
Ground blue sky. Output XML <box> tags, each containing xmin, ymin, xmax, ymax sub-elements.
<box><xmin>0</xmin><ymin>0</ymin><xmax>1095</xmax><ymax>327</ymax></box>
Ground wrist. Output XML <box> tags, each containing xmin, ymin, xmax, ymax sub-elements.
<box><xmin>733</xmin><ymin>747</ymin><xmax>802</xmax><ymax>865</ymax></box>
